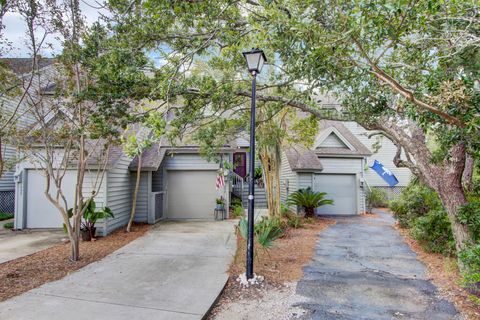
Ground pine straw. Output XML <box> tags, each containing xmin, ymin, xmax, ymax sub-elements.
<box><xmin>395</xmin><ymin>224</ymin><xmax>480</xmax><ymax>320</ymax></box>
<box><xmin>208</xmin><ymin>217</ymin><xmax>335</xmax><ymax>317</ymax></box>
<box><xmin>0</xmin><ymin>224</ymin><xmax>149</xmax><ymax>302</ymax></box>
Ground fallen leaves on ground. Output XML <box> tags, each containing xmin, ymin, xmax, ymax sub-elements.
<box><xmin>396</xmin><ymin>223</ymin><xmax>480</xmax><ymax>320</ymax></box>
<box><xmin>0</xmin><ymin>224</ymin><xmax>149</xmax><ymax>302</ymax></box>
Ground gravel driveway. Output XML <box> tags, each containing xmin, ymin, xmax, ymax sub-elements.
<box><xmin>296</xmin><ymin>210</ymin><xmax>460</xmax><ymax>320</ymax></box>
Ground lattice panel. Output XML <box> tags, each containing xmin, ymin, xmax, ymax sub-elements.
<box><xmin>0</xmin><ymin>191</ymin><xmax>15</xmax><ymax>213</ymax></box>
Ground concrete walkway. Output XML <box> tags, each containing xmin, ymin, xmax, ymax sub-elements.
<box><xmin>0</xmin><ymin>220</ymin><xmax>237</xmax><ymax>320</ymax></box>
<box><xmin>0</xmin><ymin>225</ymin><xmax>65</xmax><ymax>264</ymax></box>
<box><xmin>296</xmin><ymin>209</ymin><xmax>460</xmax><ymax>320</ymax></box>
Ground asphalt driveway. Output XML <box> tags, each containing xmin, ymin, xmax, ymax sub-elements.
<box><xmin>0</xmin><ymin>220</ymin><xmax>237</xmax><ymax>320</ymax></box>
<box><xmin>296</xmin><ymin>209</ymin><xmax>460</xmax><ymax>320</ymax></box>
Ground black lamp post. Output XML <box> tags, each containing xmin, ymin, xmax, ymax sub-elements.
<box><xmin>242</xmin><ymin>48</ymin><xmax>267</xmax><ymax>279</ymax></box>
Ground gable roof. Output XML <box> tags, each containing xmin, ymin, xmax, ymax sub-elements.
<box><xmin>284</xmin><ymin>146</ymin><xmax>323</xmax><ymax>171</ymax></box>
<box><xmin>315</xmin><ymin>120</ymin><xmax>372</xmax><ymax>157</ymax></box>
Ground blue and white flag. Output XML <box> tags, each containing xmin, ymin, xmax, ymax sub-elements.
<box><xmin>370</xmin><ymin>160</ymin><xmax>399</xmax><ymax>187</ymax></box>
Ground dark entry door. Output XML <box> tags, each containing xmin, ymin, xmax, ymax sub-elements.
<box><xmin>233</xmin><ymin>152</ymin><xmax>247</xmax><ymax>178</ymax></box>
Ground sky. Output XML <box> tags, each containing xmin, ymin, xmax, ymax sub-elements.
<box><xmin>2</xmin><ymin>0</ymin><xmax>106</xmax><ymax>57</ymax></box>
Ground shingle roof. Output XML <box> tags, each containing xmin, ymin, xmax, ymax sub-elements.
<box><xmin>129</xmin><ymin>143</ymin><xmax>167</xmax><ymax>171</ymax></box>
<box><xmin>284</xmin><ymin>146</ymin><xmax>323</xmax><ymax>171</ymax></box>
<box><xmin>315</xmin><ymin>120</ymin><xmax>372</xmax><ymax>156</ymax></box>
<box><xmin>1</xmin><ymin>58</ymin><xmax>55</xmax><ymax>75</ymax></box>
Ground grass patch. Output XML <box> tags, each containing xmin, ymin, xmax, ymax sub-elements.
<box><xmin>0</xmin><ymin>213</ymin><xmax>13</xmax><ymax>221</ymax></box>
<box><xmin>3</xmin><ymin>222</ymin><xmax>13</xmax><ymax>229</ymax></box>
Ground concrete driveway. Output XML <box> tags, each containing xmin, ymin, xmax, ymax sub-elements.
<box><xmin>0</xmin><ymin>220</ymin><xmax>237</xmax><ymax>320</ymax></box>
<box><xmin>0</xmin><ymin>223</ymin><xmax>65</xmax><ymax>264</ymax></box>
<box><xmin>296</xmin><ymin>209</ymin><xmax>460</xmax><ymax>320</ymax></box>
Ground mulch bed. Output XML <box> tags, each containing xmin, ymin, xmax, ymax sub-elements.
<box><xmin>395</xmin><ymin>223</ymin><xmax>480</xmax><ymax>319</ymax></box>
<box><xmin>0</xmin><ymin>223</ymin><xmax>150</xmax><ymax>302</ymax></box>
<box><xmin>208</xmin><ymin>217</ymin><xmax>335</xmax><ymax>317</ymax></box>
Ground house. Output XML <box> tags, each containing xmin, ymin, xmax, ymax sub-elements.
<box><xmin>14</xmin><ymin>139</ymin><xmax>238</xmax><ymax>235</ymax></box>
<box><xmin>13</xmin><ymin>118</ymin><xmax>412</xmax><ymax>233</ymax></box>
<box><xmin>0</xmin><ymin>58</ymin><xmax>55</xmax><ymax>214</ymax></box>
<box><xmin>280</xmin><ymin>120</ymin><xmax>372</xmax><ymax>215</ymax></box>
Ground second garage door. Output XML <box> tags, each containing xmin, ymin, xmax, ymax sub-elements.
<box><xmin>313</xmin><ymin>174</ymin><xmax>357</xmax><ymax>215</ymax></box>
<box><xmin>166</xmin><ymin>170</ymin><xmax>218</xmax><ymax>219</ymax></box>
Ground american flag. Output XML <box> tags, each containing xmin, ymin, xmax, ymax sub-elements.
<box><xmin>215</xmin><ymin>173</ymin><xmax>225</xmax><ymax>190</ymax></box>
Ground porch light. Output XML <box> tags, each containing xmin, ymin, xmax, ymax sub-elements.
<box><xmin>242</xmin><ymin>49</ymin><xmax>267</xmax><ymax>74</ymax></box>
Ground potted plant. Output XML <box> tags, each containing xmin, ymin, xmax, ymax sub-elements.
<box><xmin>254</xmin><ymin>167</ymin><xmax>264</xmax><ymax>188</ymax></box>
<box><xmin>69</xmin><ymin>200</ymin><xmax>114</xmax><ymax>241</ymax></box>
<box><xmin>215</xmin><ymin>197</ymin><xmax>225</xmax><ymax>210</ymax></box>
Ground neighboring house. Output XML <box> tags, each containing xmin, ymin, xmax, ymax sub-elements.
<box><xmin>280</xmin><ymin>120</ymin><xmax>372</xmax><ymax>215</ymax></box>
<box><xmin>0</xmin><ymin>58</ymin><xmax>55</xmax><ymax>213</ymax></box>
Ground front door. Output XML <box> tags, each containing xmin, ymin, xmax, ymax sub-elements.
<box><xmin>233</xmin><ymin>152</ymin><xmax>247</xmax><ymax>178</ymax></box>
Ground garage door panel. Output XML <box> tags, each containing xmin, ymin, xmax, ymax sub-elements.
<box><xmin>26</xmin><ymin>170</ymin><xmax>74</xmax><ymax>228</ymax></box>
<box><xmin>166</xmin><ymin>170</ymin><xmax>217</xmax><ymax>219</ymax></box>
<box><xmin>313</xmin><ymin>174</ymin><xmax>357</xmax><ymax>215</ymax></box>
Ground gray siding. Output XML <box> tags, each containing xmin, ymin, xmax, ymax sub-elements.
<box><xmin>130</xmin><ymin>171</ymin><xmax>149</xmax><ymax>223</ymax></box>
<box><xmin>343</xmin><ymin>121</ymin><xmax>412</xmax><ymax>187</ymax></box>
<box><xmin>152</xmin><ymin>169</ymin><xmax>163</xmax><ymax>192</ymax></box>
<box><xmin>0</xmin><ymin>144</ymin><xmax>16</xmax><ymax>191</ymax></box>
<box><xmin>279</xmin><ymin>151</ymin><xmax>297</xmax><ymax>204</ymax></box>
<box><xmin>298</xmin><ymin>173</ymin><xmax>314</xmax><ymax>189</ymax></box>
<box><xmin>105</xmin><ymin>154</ymin><xmax>133</xmax><ymax>234</ymax></box>
<box><xmin>319</xmin><ymin>133</ymin><xmax>348</xmax><ymax>148</ymax></box>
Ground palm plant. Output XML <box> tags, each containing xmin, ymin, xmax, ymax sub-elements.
<box><xmin>287</xmin><ymin>187</ymin><xmax>334</xmax><ymax>218</ymax></box>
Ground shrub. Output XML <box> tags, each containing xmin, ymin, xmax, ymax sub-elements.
<box><xmin>286</xmin><ymin>214</ymin><xmax>304</xmax><ymax>229</ymax></box>
<box><xmin>459</xmin><ymin>244</ymin><xmax>480</xmax><ymax>296</ymax></box>
<box><xmin>0</xmin><ymin>213</ymin><xmax>13</xmax><ymax>221</ymax></box>
<box><xmin>280</xmin><ymin>203</ymin><xmax>290</xmax><ymax>216</ymax></box>
<box><xmin>411</xmin><ymin>209</ymin><xmax>456</xmax><ymax>256</ymax></box>
<box><xmin>231</xmin><ymin>205</ymin><xmax>245</xmax><ymax>218</ymax></box>
<box><xmin>366</xmin><ymin>188</ymin><xmax>388</xmax><ymax>213</ymax></box>
<box><xmin>457</xmin><ymin>201</ymin><xmax>480</xmax><ymax>242</ymax></box>
<box><xmin>287</xmin><ymin>187</ymin><xmax>334</xmax><ymax>218</ymax></box>
<box><xmin>389</xmin><ymin>182</ymin><xmax>443</xmax><ymax>228</ymax></box>
<box><xmin>237</xmin><ymin>216</ymin><xmax>285</xmax><ymax>250</ymax></box>
<box><xmin>3</xmin><ymin>222</ymin><xmax>13</xmax><ymax>229</ymax></box>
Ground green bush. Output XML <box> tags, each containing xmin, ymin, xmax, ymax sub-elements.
<box><xmin>411</xmin><ymin>209</ymin><xmax>456</xmax><ymax>256</ymax></box>
<box><xmin>459</xmin><ymin>244</ymin><xmax>480</xmax><ymax>295</ymax></box>
<box><xmin>231</xmin><ymin>205</ymin><xmax>245</xmax><ymax>218</ymax></box>
<box><xmin>389</xmin><ymin>182</ymin><xmax>443</xmax><ymax>228</ymax></box>
<box><xmin>457</xmin><ymin>201</ymin><xmax>480</xmax><ymax>242</ymax></box>
<box><xmin>3</xmin><ymin>222</ymin><xmax>13</xmax><ymax>229</ymax></box>
<box><xmin>287</xmin><ymin>187</ymin><xmax>334</xmax><ymax>218</ymax></box>
<box><xmin>237</xmin><ymin>216</ymin><xmax>285</xmax><ymax>250</ymax></box>
<box><xmin>286</xmin><ymin>214</ymin><xmax>304</xmax><ymax>229</ymax></box>
<box><xmin>0</xmin><ymin>213</ymin><xmax>13</xmax><ymax>221</ymax></box>
<box><xmin>366</xmin><ymin>188</ymin><xmax>388</xmax><ymax>213</ymax></box>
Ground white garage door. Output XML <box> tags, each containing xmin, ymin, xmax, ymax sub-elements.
<box><xmin>166</xmin><ymin>170</ymin><xmax>218</xmax><ymax>219</ymax></box>
<box><xmin>26</xmin><ymin>170</ymin><xmax>76</xmax><ymax>228</ymax></box>
<box><xmin>313</xmin><ymin>174</ymin><xmax>357</xmax><ymax>215</ymax></box>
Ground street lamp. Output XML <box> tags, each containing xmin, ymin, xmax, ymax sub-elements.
<box><xmin>242</xmin><ymin>48</ymin><xmax>267</xmax><ymax>280</ymax></box>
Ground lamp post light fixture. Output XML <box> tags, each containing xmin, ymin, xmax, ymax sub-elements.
<box><xmin>242</xmin><ymin>48</ymin><xmax>267</xmax><ymax>280</ymax></box>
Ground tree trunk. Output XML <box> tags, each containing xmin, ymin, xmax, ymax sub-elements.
<box><xmin>463</xmin><ymin>154</ymin><xmax>474</xmax><ymax>192</ymax></box>
<box><xmin>127</xmin><ymin>153</ymin><xmax>142</xmax><ymax>232</ymax></box>
<box><xmin>437</xmin><ymin>178</ymin><xmax>471</xmax><ymax>254</ymax></box>
<box><xmin>70</xmin><ymin>233</ymin><xmax>80</xmax><ymax>261</ymax></box>
<box><xmin>305</xmin><ymin>207</ymin><xmax>315</xmax><ymax>218</ymax></box>
<box><xmin>260</xmin><ymin>152</ymin><xmax>281</xmax><ymax>218</ymax></box>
